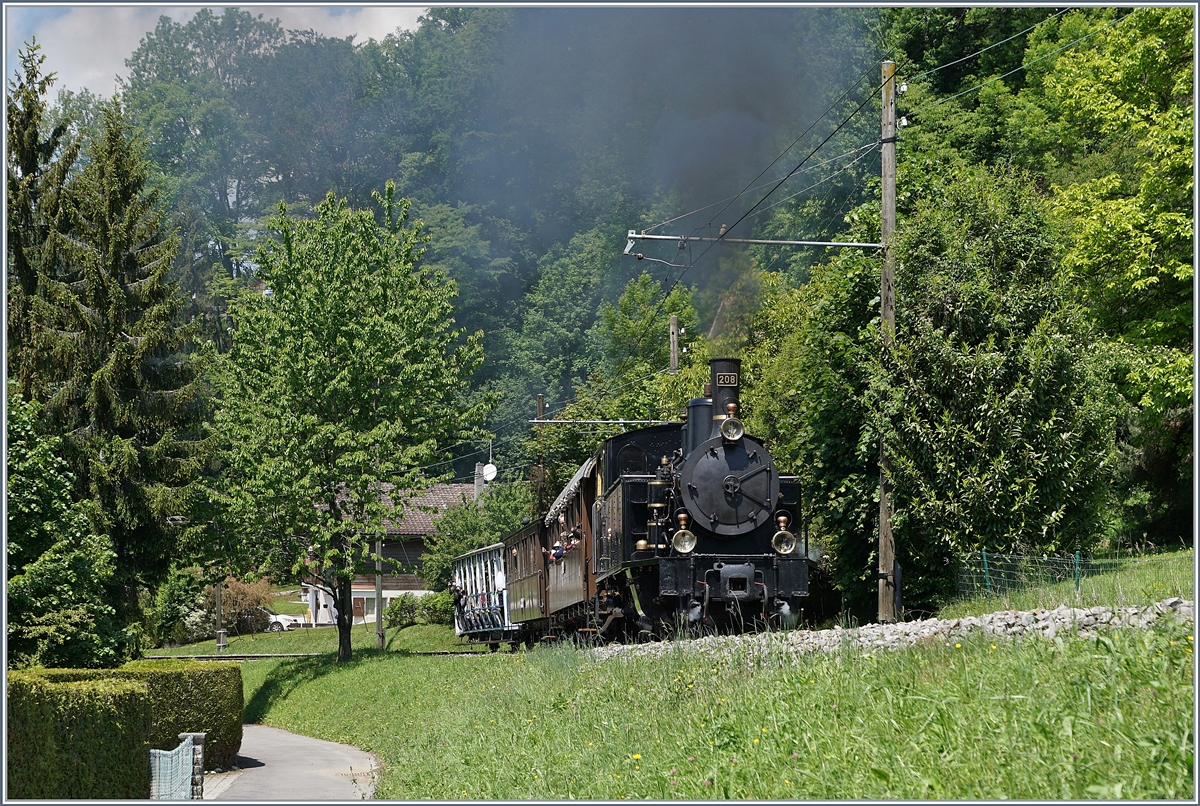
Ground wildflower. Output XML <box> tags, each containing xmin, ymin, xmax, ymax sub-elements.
<box><xmin>791</xmin><ymin>752</ymin><xmax>799</xmax><ymax>759</ymax></box>
<box><xmin>754</xmin><ymin>739</ymin><xmax>760</xmax><ymax>744</ymax></box>
<box><xmin>632</xmin><ymin>754</ymin><xmax>641</xmax><ymax>760</ymax></box>
<box><xmin>955</xmin><ymin>643</ymin><xmax>962</xmax><ymax>649</ymax></box>
<box><xmin>991</xmin><ymin>644</ymin><xmax>996</xmax><ymax>650</ymax></box>
<box><xmin>761</xmin><ymin>727</ymin><xmax>768</xmax><ymax>733</ymax></box>
<box><xmin>705</xmin><ymin>780</ymin><xmax>713</xmax><ymax>787</ymax></box>
<box><xmin>669</xmin><ymin>769</ymin><xmax>676</xmax><ymax>775</ymax></box>
<box><xmin>687</xmin><ymin>756</ymin><xmax>695</xmax><ymax>762</ymax></box>
<box><xmin>785</xmin><ymin>779</ymin><xmax>792</xmax><ymax>785</ymax></box>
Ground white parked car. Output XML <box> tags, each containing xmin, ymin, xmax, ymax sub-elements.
<box><xmin>264</xmin><ymin>609</ymin><xmax>308</xmax><ymax>631</ymax></box>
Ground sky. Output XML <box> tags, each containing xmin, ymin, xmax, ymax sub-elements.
<box><xmin>4</xmin><ymin>4</ymin><xmax>428</xmax><ymax>97</ymax></box>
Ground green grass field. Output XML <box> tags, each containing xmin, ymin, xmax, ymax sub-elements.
<box><xmin>940</xmin><ymin>548</ymin><xmax>1194</xmax><ymax>620</ymax></box>
<box><xmin>227</xmin><ymin>548</ymin><xmax>1194</xmax><ymax>799</ymax></box>
<box><xmin>151</xmin><ymin>621</ymin><xmax>489</xmax><ymax>656</ymax></box>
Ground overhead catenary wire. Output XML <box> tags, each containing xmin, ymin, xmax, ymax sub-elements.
<box><xmin>635</xmin><ymin>64</ymin><xmax>879</xmax><ymax>239</ymax></box>
<box><xmin>643</xmin><ymin>140</ymin><xmax>886</xmax><ymax>236</ymax></box>
<box><xmin>905</xmin><ymin>7</ymin><xmax>1072</xmax><ymax>84</ymax></box>
<box><xmin>752</xmin><ymin>140</ymin><xmax>880</xmax><ymax>219</ymax></box>
<box><xmin>911</xmin><ymin>10</ymin><xmax>1133</xmax><ymax>117</ymax></box>
<box><xmin>614</xmin><ymin>76</ymin><xmax>886</xmax><ymax>378</ymax></box>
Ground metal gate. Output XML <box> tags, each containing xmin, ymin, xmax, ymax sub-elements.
<box><xmin>150</xmin><ymin>733</ymin><xmax>203</xmax><ymax>799</ymax></box>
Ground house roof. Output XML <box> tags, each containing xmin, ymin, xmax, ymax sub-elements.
<box><xmin>334</xmin><ymin>482</ymin><xmax>476</xmax><ymax>536</ymax></box>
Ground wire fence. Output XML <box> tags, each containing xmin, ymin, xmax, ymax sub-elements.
<box><xmin>149</xmin><ymin>734</ymin><xmax>194</xmax><ymax>800</ymax></box>
<box><xmin>954</xmin><ymin>548</ymin><xmax>1194</xmax><ymax>607</ymax></box>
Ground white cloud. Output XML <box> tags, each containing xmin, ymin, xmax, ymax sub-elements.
<box><xmin>5</xmin><ymin>5</ymin><xmax>426</xmax><ymax>98</ymax></box>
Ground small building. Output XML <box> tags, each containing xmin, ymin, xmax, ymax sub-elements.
<box><xmin>303</xmin><ymin>482</ymin><xmax>476</xmax><ymax>625</ymax></box>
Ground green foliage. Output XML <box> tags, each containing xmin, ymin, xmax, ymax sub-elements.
<box><xmin>30</xmin><ymin>98</ymin><xmax>211</xmax><ymax>645</ymax></box>
<box><xmin>215</xmin><ymin>182</ymin><xmax>486</xmax><ymax>661</ymax></box>
<box><xmin>385</xmin><ymin>593</ymin><xmax>421</xmax><ymax>630</ymax></box>
<box><xmin>596</xmin><ymin>271</ymin><xmax>699</xmax><ymax>373</ymax></box>
<box><xmin>870</xmin><ymin>167</ymin><xmax>1119</xmax><ymax>611</ymax></box>
<box><xmin>153</xmin><ymin>566</ymin><xmax>206</xmax><ymax>645</ymax></box>
<box><xmin>747</xmin><ymin>168</ymin><xmax>1121</xmax><ymax>618</ymax></box>
<box><xmin>207</xmin><ymin>577</ymin><xmax>274</xmax><ymax>637</ymax></box>
<box><xmin>7</xmin><ymin>385</ymin><xmax>121</xmax><ymax>669</ymax></box>
<box><xmin>1044</xmin><ymin>9</ymin><xmax>1193</xmax><ymax>548</ymax></box>
<box><xmin>6</xmin><ymin>671</ymin><xmax>151</xmax><ymax>798</ymax></box>
<box><xmin>30</xmin><ymin>660</ymin><xmax>244</xmax><ymax>771</ymax></box>
<box><xmin>523</xmin><ymin>270</ymin><xmax>705</xmax><ymax>491</ymax></box>
<box><xmin>7</xmin><ymin>530</ymin><xmax>120</xmax><ymax>670</ymax></box>
<box><xmin>423</xmin><ymin>482</ymin><xmax>534</xmax><ymax>591</ymax></box>
<box><xmin>886</xmin><ymin>7</ymin><xmax>1193</xmax><ymax>551</ymax></box>
<box><xmin>6</xmin><ymin>39</ymin><xmax>81</xmax><ymax>399</ymax></box>
<box><xmin>419</xmin><ymin>590</ymin><xmax>457</xmax><ymax>625</ymax></box>
<box><xmin>743</xmin><ymin>257</ymin><xmax>880</xmax><ymax>619</ymax></box>
<box><xmin>6</xmin><ymin>382</ymin><xmax>76</xmax><ymax>571</ymax></box>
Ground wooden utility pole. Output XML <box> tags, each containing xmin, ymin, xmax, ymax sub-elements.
<box><xmin>375</xmin><ymin>537</ymin><xmax>385</xmax><ymax>649</ymax></box>
<box><xmin>669</xmin><ymin>314</ymin><xmax>680</xmax><ymax>375</ymax></box>
<box><xmin>536</xmin><ymin>393</ymin><xmax>545</xmax><ymax>509</ymax></box>
<box><xmin>878</xmin><ymin>60</ymin><xmax>898</xmax><ymax>624</ymax></box>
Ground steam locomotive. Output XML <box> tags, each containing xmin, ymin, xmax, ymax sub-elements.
<box><xmin>450</xmin><ymin>358</ymin><xmax>810</xmax><ymax>648</ymax></box>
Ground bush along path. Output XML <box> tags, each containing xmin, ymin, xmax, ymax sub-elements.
<box><xmin>591</xmin><ymin>598</ymin><xmax>1194</xmax><ymax>663</ymax></box>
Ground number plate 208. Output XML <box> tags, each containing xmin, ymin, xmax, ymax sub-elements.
<box><xmin>715</xmin><ymin>373</ymin><xmax>738</xmax><ymax>387</ymax></box>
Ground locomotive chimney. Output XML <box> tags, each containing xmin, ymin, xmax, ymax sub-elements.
<box><xmin>708</xmin><ymin>357</ymin><xmax>741</xmax><ymax>439</ymax></box>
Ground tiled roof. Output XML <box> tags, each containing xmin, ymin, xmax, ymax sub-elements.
<box><xmin>334</xmin><ymin>482</ymin><xmax>476</xmax><ymax>536</ymax></box>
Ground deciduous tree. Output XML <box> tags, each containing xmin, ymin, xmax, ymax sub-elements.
<box><xmin>215</xmin><ymin>182</ymin><xmax>485</xmax><ymax>662</ymax></box>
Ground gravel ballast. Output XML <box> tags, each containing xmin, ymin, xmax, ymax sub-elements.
<box><xmin>589</xmin><ymin>597</ymin><xmax>1194</xmax><ymax>663</ymax></box>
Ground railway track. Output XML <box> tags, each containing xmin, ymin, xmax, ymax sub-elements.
<box><xmin>142</xmin><ymin>650</ymin><xmax>494</xmax><ymax>661</ymax></box>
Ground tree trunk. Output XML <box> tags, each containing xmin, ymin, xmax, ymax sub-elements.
<box><xmin>336</xmin><ymin>575</ymin><xmax>353</xmax><ymax>663</ymax></box>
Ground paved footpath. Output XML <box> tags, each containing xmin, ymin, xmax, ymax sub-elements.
<box><xmin>204</xmin><ymin>724</ymin><xmax>379</xmax><ymax>800</ymax></box>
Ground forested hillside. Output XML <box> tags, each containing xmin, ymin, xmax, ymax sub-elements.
<box><xmin>7</xmin><ymin>7</ymin><xmax>1191</xmax><ymax>660</ymax></box>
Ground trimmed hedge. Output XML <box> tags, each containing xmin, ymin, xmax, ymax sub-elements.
<box><xmin>7</xmin><ymin>671</ymin><xmax>151</xmax><ymax>798</ymax></box>
<box><xmin>27</xmin><ymin>660</ymin><xmax>243</xmax><ymax>770</ymax></box>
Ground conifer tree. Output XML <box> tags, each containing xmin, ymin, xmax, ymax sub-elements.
<box><xmin>38</xmin><ymin>97</ymin><xmax>210</xmax><ymax>643</ymax></box>
<box><xmin>6</xmin><ymin>39</ymin><xmax>80</xmax><ymax>399</ymax></box>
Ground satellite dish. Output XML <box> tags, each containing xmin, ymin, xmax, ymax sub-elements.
<box><xmin>482</xmin><ymin>463</ymin><xmax>498</xmax><ymax>482</ymax></box>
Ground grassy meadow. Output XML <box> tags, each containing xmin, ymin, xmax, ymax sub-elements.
<box><xmin>222</xmin><ymin>549</ymin><xmax>1194</xmax><ymax>799</ymax></box>
<box><xmin>940</xmin><ymin>549</ymin><xmax>1194</xmax><ymax>620</ymax></box>
<box><xmin>151</xmin><ymin>621</ymin><xmax>491</xmax><ymax>656</ymax></box>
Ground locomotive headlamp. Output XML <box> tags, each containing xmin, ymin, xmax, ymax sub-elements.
<box><xmin>672</xmin><ymin>529</ymin><xmax>697</xmax><ymax>554</ymax></box>
<box><xmin>772</xmin><ymin>529</ymin><xmax>797</xmax><ymax>555</ymax></box>
<box><xmin>720</xmin><ymin>416</ymin><xmax>745</xmax><ymax>441</ymax></box>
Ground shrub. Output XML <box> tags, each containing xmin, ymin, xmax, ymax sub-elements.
<box><xmin>7</xmin><ymin>671</ymin><xmax>151</xmax><ymax>798</ymax></box>
<box><xmin>206</xmin><ymin>577</ymin><xmax>273</xmax><ymax>636</ymax></box>
<box><xmin>385</xmin><ymin>593</ymin><xmax>420</xmax><ymax>628</ymax></box>
<box><xmin>419</xmin><ymin>590</ymin><xmax>455</xmax><ymax>625</ymax></box>
<box><xmin>29</xmin><ymin>660</ymin><xmax>243</xmax><ymax>770</ymax></box>
<box><xmin>153</xmin><ymin>566</ymin><xmax>209</xmax><ymax>645</ymax></box>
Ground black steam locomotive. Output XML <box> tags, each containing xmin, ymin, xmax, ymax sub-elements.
<box><xmin>451</xmin><ymin>358</ymin><xmax>810</xmax><ymax>647</ymax></box>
